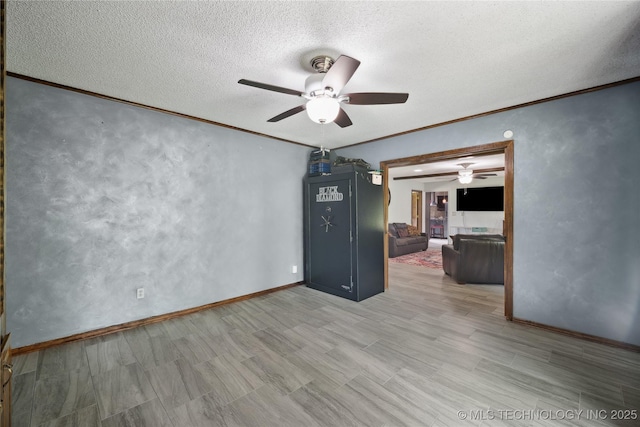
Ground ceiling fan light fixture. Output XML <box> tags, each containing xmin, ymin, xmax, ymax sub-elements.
<box><xmin>306</xmin><ymin>96</ymin><xmax>340</xmax><ymax>124</ymax></box>
<box><xmin>459</xmin><ymin>175</ymin><xmax>473</xmax><ymax>184</ymax></box>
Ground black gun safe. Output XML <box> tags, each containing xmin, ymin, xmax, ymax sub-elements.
<box><xmin>304</xmin><ymin>168</ymin><xmax>384</xmax><ymax>301</ymax></box>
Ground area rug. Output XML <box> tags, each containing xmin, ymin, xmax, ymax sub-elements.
<box><xmin>389</xmin><ymin>247</ymin><xmax>443</xmax><ymax>270</ymax></box>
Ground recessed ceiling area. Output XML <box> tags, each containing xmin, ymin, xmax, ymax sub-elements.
<box><xmin>388</xmin><ymin>153</ymin><xmax>505</xmax><ymax>184</ymax></box>
<box><xmin>6</xmin><ymin>1</ymin><xmax>640</xmax><ymax>148</ymax></box>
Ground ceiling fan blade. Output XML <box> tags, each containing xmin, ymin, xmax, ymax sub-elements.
<box><xmin>321</xmin><ymin>55</ymin><xmax>361</xmax><ymax>94</ymax></box>
<box><xmin>475</xmin><ymin>173</ymin><xmax>498</xmax><ymax>177</ymax></box>
<box><xmin>267</xmin><ymin>105</ymin><xmax>306</xmax><ymax>122</ymax></box>
<box><xmin>345</xmin><ymin>92</ymin><xmax>409</xmax><ymax>105</ymax></box>
<box><xmin>334</xmin><ymin>107</ymin><xmax>353</xmax><ymax>128</ymax></box>
<box><xmin>238</xmin><ymin>79</ymin><xmax>303</xmax><ymax>97</ymax></box>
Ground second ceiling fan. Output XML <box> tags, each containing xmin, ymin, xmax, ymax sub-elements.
<box><xmin>452</xmin><ymin>163</ymin><xmax>498</xmax><ymax>184</ymax></box>
<box><xmin>238</xmin><ymin>55</ymin><xmax>408</xmax><ymax>128</ymax></box>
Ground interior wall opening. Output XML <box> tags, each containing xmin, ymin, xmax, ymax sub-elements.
<box><xmin>381</xmin><ymin>140</ymin><xmax>514</xmax><ymax>319</ymax></box>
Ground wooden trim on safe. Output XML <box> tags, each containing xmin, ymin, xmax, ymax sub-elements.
<box><xmin>513</xmin><ymin>318</ymin><xmax>640</xmax><ymax>353</ymax></box>
<box><xmin>13</xmin><ymin>282</ymin><xmax>303</xmax><ymax>356</ymax></box>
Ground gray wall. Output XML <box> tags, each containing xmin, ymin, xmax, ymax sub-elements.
<box><xmin>338</xmin><ymin>81</ymin><xmax>640</xmax><ymax>346</ymax></box>
<box><xmin>6</xmin><ymin>77</ymin><xmax>309</xmax><ymax>348</ymax></box>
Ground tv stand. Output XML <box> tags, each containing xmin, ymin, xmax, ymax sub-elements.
<box><xmin>449</xmin><ymin>226</ymin><xmax>502</xmax><ymax>241</ymax></box>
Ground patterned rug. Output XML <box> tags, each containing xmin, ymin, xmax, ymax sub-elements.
<box><xmin>389</xmin><ymin>247</ymin><xmax>443</xmax><ymax>270</ymax></box>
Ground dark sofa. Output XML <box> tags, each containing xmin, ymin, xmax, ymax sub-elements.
<box><xmin>442</xmin><ymin>234</ymin><xmax>505</xmax><ymax>284</ymax></box>
<box><xmin>388</xmin><ymin>223</ymin><xmax>428</xmax><ymax>258</ymax></box>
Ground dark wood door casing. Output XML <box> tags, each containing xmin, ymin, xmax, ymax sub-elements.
<box><xmin>381</xmin><ymin>140</ymin><xmax>514</xmax><ymax>320</ymax></box>
<box><xmin>1</xmin><ymin>2</ymin><xmax>12</xmax><ymax>425</ymax></box>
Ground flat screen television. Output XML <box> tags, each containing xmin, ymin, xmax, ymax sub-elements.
<box><xmin>456</xmin><ymin>186</ymin><xmax>504</xmax><ymax>211</ymax></box>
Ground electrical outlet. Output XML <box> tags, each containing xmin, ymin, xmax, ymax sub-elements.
<box><xmin>292</xmin><ymin>265</ymin><xmax>298</xmax><ymax>274</ymax></box>
<box><xmin>136</xmin><ymin>288</ymin><xmax>145</xmax><ymax>299</ymax></box>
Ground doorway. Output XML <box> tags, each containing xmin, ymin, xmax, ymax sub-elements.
<box><xmin>381</xmin><ymin>140</ymin><xmax>514</xmax><ymax>319</ymax></box>
<box><xmin>410</xmin><ymin>190</ymin><xmax>423</xmax><ymax>233</ymax></box>
<box><xmin>426</xmin><ymin>192</ymin><xmax>448</xmax><ymax>239</ymax></box>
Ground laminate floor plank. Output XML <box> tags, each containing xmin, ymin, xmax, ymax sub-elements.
<box><xmin>411</xmin><ymin>311</ymin><xmax>478</xmax><ymax>337</ymax></box>
<box><xmin>125</xmin><ymin>335</ymin><xmax>182</xmax><ymax>370</ymax></box>
<box><xmin>101</xmin><ymin>399</ymin><xmax>173</xmax><ymax>427</ymax></box>
<box><xmin>353</xmin><ymin>316</ymin><xmax>422</xmax><ymax>345</ymax></box>
<box><xmin>363</xmin><ymin>339</ymin><xmax>442</xmax><ymax>375</ymax></box>
<box><xmin>280</xmin><ymin>323</ymin><xmax>342</xmax><ymax>353</ymax></box>
<box><xmin>241</xmin><ymin>348</ymin><xmax>312</xmax><ymax>395</ymax></box>
<box><xmin>436</xmin><ymin>311</ymin><xmax>505</xmax><ymax>335</ymax></box>
<box><xmin>159</xmin><ymin>317</ymin><xmax>203</xmax><ymax>341</ymax></box>
<box><xmin>499</xmin><ymin>322</ymin><xmax>586</xmax><ymax>356</ymax></box>
<box><xmin>192</xmin><ymin>352</ymin><xmax>264</xmax><ymax>407</ymax></box>
<box><xmin>92</xmin><ymin>363</ymin><xmax>157</xmax><ymax>420</ymax></box>
<box><xmin>468</xmin><ymin>329</ymin><xmax>552</xmax><ymax>362</ymax></box>
<box><xmin>435</xmin><ymin>332</ymin><xmax>517</xmax><ymax>367</ymax></box>
<box><xmin>343</xmin><ymin>374</ymin><xmax>439</xmax><ymax>426</ymax></box>
<box><xmin>168</xmin><ymin>390</ymin><xmax>227</xmax><ymax>427</ymax></box>
<box><xmin>325</xmin><ymin>341</ymin><xmax>398</xmax><ymax>385</ymax></box>
<box><xmin>173</xmin><ymin>332</ymin><xmax>221</xmax><ymax>365</ymax></box>
<box><xmin>284</xmin><ymin>346</ymin><xmax>357</xmax><ymax>390</ymax></box>
<box><xmin>222</xmin><ymin>312</ymin><xmax>267</xmax><ymax>334</ymax></box>
<box><xmin>381</xmin><ymin>314</ymin><xmax>452</xmax><ymax>342</ymax></box>
<box><xmin>382</xmin><ymin>367</ymin><xmax>481</xmax><ymax>426</ymax></box>
<box><xmin>289</xmin><ymin>380</ymin><xmax>371</xmax><ymax>427</ymax></box>
<box><xmin>39</xmin><ymin>404</ymin><xmax>102</xmax><ymax>427</ymax></box>
<box><xmin>11</xmin><ymin>371</ymin><xmax>35</xmax><ymax>427</ymax></box>
<box><xmin>31</xmin><ymin>367</ymin><xmax>96</xmax><ymax>426</ymax></box>
<box><xmin>474</xmin><ymin>358</ymin><xmax>581</xmax><ymax>409</ymax></box>
<box><xmin>145</xmin><ymin>357</ymin><xmax>213</xmax><ymax>410</ymax></box>
<box><xmin>86</xmin><ymin>334</ymin><xmax>137</xmax><ymax>377</ymax></box>
<box><xmin>510</xmin><ymin>354</ymin><xmax>625</xmax><ymax>404</ymax></box>
<box><xmin>251</xmin><ymin>310</ymin><xmax>301</xmax><ymax>332</ymax></box>
<box><xmin>222</xmin><ymin>384</ymin><xmax>322</xmax><ymax>427</ymax></box>
<box><xmin>252</xmin><ymin>327</ymin><xmax>307</xmax><ymax>356</ymax></box>
<box><xmin>432</xmin><ymin>363</ymin><xmax>539</xmax><ymax>410</ymax></box>
<box><xmin>12</xmin><ymin>351</ymin><xmax>39</xmax><ymax>376</ymax></box>
<box><xmin>12</xmin><ymin>261</ymin><xmax>640</xmax><ymax>426</ymax></box>
<box><xmin>222</xmin><ymin>328</ymin><xmax>270</xmax><ymax>358</ymax></box>
<box><xmin>311</xmin><ymin>304</ymin><xmax>368</xmax><ymax>325</ymax></box>
<box><xmin>398</xmin><ymin>334</ymin><xmax>484</xmax><ymax>372</ymax></box>
<box><xmin>535</xmin><ymin>398</ymin><xmax>608</xmax><ymax>427</ymax></box>
<box><xmin>622</xmin><ymin>384</ymin><xmax>640</xmax><ymax>408</ymax></box>
<box><xmin>321</xmin><ymin>319</ymin><xmax>379</xmax><ymax>349</ymax></box>
<box><xmin>35</xmin><ymin>341</ymin><xmax>88</xmax><ymax>380</ymax></box>
<box><xmin>189</xmin><ymin>310</ymin><xmax>233</xmax><ymax>337</ymax></box>
<box><xmin>548</xmin><ymin>350</ymin><xmax>640</xmax><ymax>390</ymax></box>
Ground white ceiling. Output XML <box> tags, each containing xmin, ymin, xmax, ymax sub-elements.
<box><xmin>7</xmin><ymin>1</ymin><xmax>640</xmax><ymax>149</ymax></box>
<box><xmin>388</xmin><ymin>153</ymin><xmax>505</xmax><ymax>184</ymax></box>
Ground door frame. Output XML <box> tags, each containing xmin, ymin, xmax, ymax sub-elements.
<box><xmin>410</xmin><ymin>190</ymin><xmax>423</xmax><ymax>233</ymax></box>
<box><xmin>381</xmin><ymin>140</ymin><xmax>514</xmax><ymax>319</ymax></box>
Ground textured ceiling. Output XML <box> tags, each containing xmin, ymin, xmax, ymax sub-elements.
<box><xmin>7</xmin><ymin>1</ymin><xmax>640</xmax><ymax>149</ymax></box>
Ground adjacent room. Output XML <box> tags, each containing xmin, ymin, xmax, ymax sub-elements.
<box><xmin>2</xmin><ymin>1</ymin><xmax>639</xmax><ymax>426</ymax></box>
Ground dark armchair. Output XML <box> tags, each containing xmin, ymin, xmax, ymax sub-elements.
<box><xmin>442</xmin><ymin>234</ymin><xmax>505</xmax><ymax>284</ymax></box>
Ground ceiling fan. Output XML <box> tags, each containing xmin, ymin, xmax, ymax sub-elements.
<box><xmin>238</xmin><ymin>55</ymin><xmax>408</xmax><ymax>127</ymax></box>
<box><xmin>452</xmin><ymin>163</ymin><xmax>497</xmax><ymax>184</ymax></box>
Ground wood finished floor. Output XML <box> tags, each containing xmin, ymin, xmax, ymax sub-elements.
<box><xmin>11</xmin><ymin>263</ymin><xmax>640</xmax><ymax>426</ymax></box>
